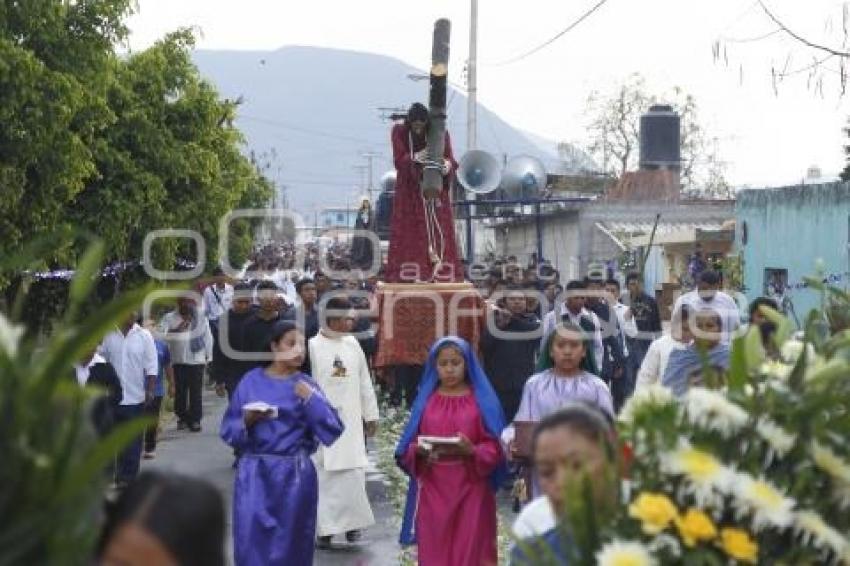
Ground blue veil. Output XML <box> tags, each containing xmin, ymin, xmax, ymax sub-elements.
<box><xmin>393</xmin><ymin>336</ymin><xmax>509</xmax><ymax>545</ymax></box>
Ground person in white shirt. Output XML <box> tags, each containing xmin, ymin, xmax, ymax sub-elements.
<box><xmin>540</xmin><ymin>280</ymin><xmax>604</xmax><ymax>373</ymax></box>
<box><xmin>202</xmin><ymin>267</ymin><xmax>233</xmax><ymax>323</ymax></box>
<box><xmin>100</xmin><ymin>312</ymin><xmax>158</xmax><ymax>486</ymax></box>
<box><xmin>673</xmin><ymin>270</ymin><xmax>740</xmax><ymax>344</ymax></box>
<box><xmin>635</xmin><ymin>305</ymin><xmax>693</xmax><ymax>390</ymax></box>
<box><xmin>160</xmin><ymin>297</ymin><xmax>213</xmax><ymax>432</ymax></box>
<box><xmin>309</xmin><ymin>297</ymin><xmax>380</xmax><ymax>548</ymax></box>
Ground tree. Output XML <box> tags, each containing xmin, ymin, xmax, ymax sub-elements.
<box><xmin>714</xmin><ymin>1</ymin><xmax>850</xmax><ymax>97</ymax></box>
<box><xmin>0</xmin><ymin>1</ymin><xmax>272</xmax><ymax>277</ymax></box>
<box><xmin>72</xmin><ymin>29</ymin><xmax>272</xmax><ymax>270</ymax></box>
<box><xmin>584</xmin><ymin>74</ymin><xmax>732</xmax><ymax>198</ymax></box>
<box><xmin>0</xmin><ymin>1</ymin><xmax>128</xmax><ymax>271</ymax></box>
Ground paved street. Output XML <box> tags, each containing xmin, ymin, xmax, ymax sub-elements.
<box><xmin>143</xmin><ymin>388</ymin><xmax>401</xmax><ymax>565</ymax></box>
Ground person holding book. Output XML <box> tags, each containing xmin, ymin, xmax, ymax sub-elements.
<box><xmin>503</xmin><ymin>323</ymin><xmax>613</xmax><ymax>502</ymax></box>
<box><xmin>395</xmin><ymin>336</ymin><xmax>508</xmax><ymax>565</ymax></box>
<box><xmin>220</xmin><ymin>321</ymin><xmax>344</xmax><ymax>566</ymax></box>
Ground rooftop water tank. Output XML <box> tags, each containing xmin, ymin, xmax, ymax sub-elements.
<box><xmin>639</xmin><ymin>104</ymin><xmax>681</xmax><ymax>170</ymax></box>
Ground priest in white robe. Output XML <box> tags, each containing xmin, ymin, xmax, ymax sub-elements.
<box><xmin>309</xmin><ymin>297</ymin><xmax>380</xmax><ymax>546</ymax></box>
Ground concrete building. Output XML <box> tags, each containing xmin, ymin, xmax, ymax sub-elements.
<box><xmin>736</xmin><ymin>182</ymin><xmax>850</xmax><ymax>324</ymax></box>
<box><xmin>493</xmin><ymin>169</ymin><xmax>735</xmax><ymax>283</ymax></box>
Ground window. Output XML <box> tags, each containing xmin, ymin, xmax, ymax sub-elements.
<box><xmin>337</xmin><ymin>213</ymin><xmax>345</xmax><ymax>223</ymax></box>
<box><xmin>764</xmin><ymin>268</ymin><xmax>788</xmax><ymax>297</ymax></box>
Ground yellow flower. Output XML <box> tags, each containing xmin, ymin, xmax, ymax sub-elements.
<box><xmin>628</xmin><ymin>493</ymin><xmax>678</xmax><ymax>535</ymax></box>
<box><xmin>660</xmin><ymin>441</ymin><xmax>733</xmax><ymax>508</ymax></box>
<box><xmin>720</xmin><ymin>528</ymin><xmax>758</xmax><ymax>563</ymax></box>
<box><xmin>675</xmin><ymin>508</ymin><xmax>718</xmax><ymax>547</ymax></box>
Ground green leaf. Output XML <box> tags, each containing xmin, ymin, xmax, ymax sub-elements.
<box><xmin>57</xmin><ymin>417</ymin><xmax>153</xmax><ymax>503</ymax></box>
<box><xmin>744</xmin><ymin>326</ymin><xmax>766</xmax><ymax>373</ymax></box>
<box><xmin>65</xmin><ymin>239</ymin><xmax>104</xmax><ymax>321</ymax></box>
<box><xmin>728</xmin><ymin>335</ymin><xmax>748</xmax><ymax>391</ymax></box>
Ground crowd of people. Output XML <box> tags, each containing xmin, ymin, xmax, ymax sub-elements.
<box><xmin>77</xmin><ymin>240</ymin><xmax>784</xmax><ymax>566</ymax></box>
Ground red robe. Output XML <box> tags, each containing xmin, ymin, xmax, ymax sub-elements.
<box><xmin>386</xmin><ymin>123</ymin><xmax>462</xmax><ymax>283</ymax></box>
<box><xmin>401</xmin><ymin>392</ymin><xmax>501</xmax><ymax>566</ymax></box>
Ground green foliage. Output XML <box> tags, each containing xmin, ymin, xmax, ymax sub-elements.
<box><xmin>0</xmin><ymin>239</ymin><xmax>153</xmax><ymax>565</ymax></box>
<box><xmin>0</xmin><ymin>1</ymin><xmax>272</xmax><ymax>279</ymax></box>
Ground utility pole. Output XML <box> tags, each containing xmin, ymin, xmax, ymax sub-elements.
<box><xmin>352</xmin><ymin>164</ymin><xmax>367</xmax><ymax>195</ymax></box>
<box><xmin>361</xmin><ymin>151</ymin><xmax>381</xmax><ymax>204</ymax></box>
<box><xmin>467</xmin><ymin>0</ymin><xmax>478</xmax><ymax>152</ymax></box>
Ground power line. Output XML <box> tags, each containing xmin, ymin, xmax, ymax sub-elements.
<box><xmin>239</xmin><ymin>114</ymin><xmax>379</xmax><ymax>145</ymax></box>
<box><xmin>488</xmin><ymin>0</ymin><xmax>611</xmax><ymax>66</ymax></box>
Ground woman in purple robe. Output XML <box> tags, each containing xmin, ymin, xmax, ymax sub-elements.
<box><xmin>221</xmin><ymin>321</ymin><xmax>344</xmax><ymax>566</ymax></box>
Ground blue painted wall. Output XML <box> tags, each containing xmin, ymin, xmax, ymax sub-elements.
<box><xmin>736</xmin><ymin>182</ymin><xmax>850</xmax><ymax>325</ymax></box>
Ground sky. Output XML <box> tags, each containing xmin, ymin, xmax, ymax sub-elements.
<box><xmin>126</xmin><ymin>0</ymin><xmax>850</xmax><ymax>189</ymax></box>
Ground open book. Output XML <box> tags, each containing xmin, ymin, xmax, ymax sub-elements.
<box><xmin>242</xmin><ymin>401</ymin><xmax>279</xmax><ymax>419</ymax></box>
<box><xmin>418</xmin><ymin>435</ymin><xmax>461</xmax><ymax>448</ymax></box>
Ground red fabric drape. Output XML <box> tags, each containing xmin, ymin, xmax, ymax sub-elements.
<box><xmin>385</xmin><ymin>123</ymin><xmax>462</xmax><ymax>283</ymax></box>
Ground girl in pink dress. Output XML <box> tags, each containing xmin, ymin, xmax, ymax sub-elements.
<box><xmin>395</xmin><ymin>336</ymin><xmax>508</xmax><ymax>565</ymax></box>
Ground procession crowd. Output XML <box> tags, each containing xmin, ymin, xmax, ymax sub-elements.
<box><xmin>84</xmin><ymin>242</ymin><xmax>780</xmax><ymax>566</ymax></box>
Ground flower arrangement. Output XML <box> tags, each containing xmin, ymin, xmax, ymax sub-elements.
<box><xmin>557</xmin><ymin>283</ymin><xmax>850</xmax><ymax>565</ymax></box>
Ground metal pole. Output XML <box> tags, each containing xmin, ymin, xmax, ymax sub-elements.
<box><xmin>362</xmin><ymin>151</ymin><xmax>380</xmax><ymax>204</ymax></box>
<box><xmin>467</xmin><ymin>0</ymin><xmax>478</xmax><ymax>152</ymax></box>
<box><xmin>466</xmin><ymin>0</ymin><xmax>478</xmax><ymax>261</ymax></box>
<box><xmin>465</xmin><ymin>203</ymin><xmax>473</xmax><ymax>261</ymax></box>
<box><xmin>535</xmin><ymin>201</ymin><xmax>543</xmax><ymax>261</ymax></box>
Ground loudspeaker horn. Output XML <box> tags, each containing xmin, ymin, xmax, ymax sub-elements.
<box><xmin>501</xmin><ymin>154</ymin><xmax>547</xmax><ymax>199</ymax></box>
<box><xmin>457</xmin><ymin>150</ymin><xmax>503</xmax><ymax>194</ymax></box>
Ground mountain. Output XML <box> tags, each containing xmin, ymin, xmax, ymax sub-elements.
<box><xmin>191</xmin><ymin>46</ymin><xmax>588</xmax><ymax>214</ymax></box>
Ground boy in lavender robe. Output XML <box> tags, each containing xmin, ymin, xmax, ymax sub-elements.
<box><xmin>220</xmin><ymin>321</ymin><xmax>344</xmax><ymax>566</ymax></box>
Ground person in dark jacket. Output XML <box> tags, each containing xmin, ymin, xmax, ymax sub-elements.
<box><xmin>351</xmin><ymin>197</ymin><xmax>376</xmax><ymax>270</ymax></box>
<box><xmin>212</xmin><ymin>282</ymin><xmax>256</xmax><ymax>399</ymax></box>
<box><xmin>241</xmin><ymin>280</ymin><xmax>287</xmax><ymax>375</ymax></box>
<box><xmin>585</xmin><ymin>277</ymin><xmax>627</xmax><ymax>406</ymax></box>
<box><xmin>624</xmin><ymin>271</ymin><xmax>662</xmax><ymax>397</ymax></box>
<box><xmin>481</xmin><ymin>285</ymin><xmax>541</xmax><ymax>421</ymax></box>
<box><xmin>282</xmin><ymin>278</ymin><xmax>321</xmax><ymax>375</ymax></box>
<box><xmin>73</xmin><ymin>349</ymin><xmax>123</xmax><ymax>437</ymax></box>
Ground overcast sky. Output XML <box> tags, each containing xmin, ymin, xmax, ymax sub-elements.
<box><xmin>127</xmin><ymin>0</ymin><xmax>850</xmax><ymax>188</ymax></box>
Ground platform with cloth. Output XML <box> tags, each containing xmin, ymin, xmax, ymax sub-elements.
<box><xmin>374</xmin><ymin>282</ymin><xmax>484</xmax><ymax>367</ymax></box>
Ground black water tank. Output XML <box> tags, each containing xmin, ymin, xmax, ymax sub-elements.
<box><xmin>639</xmin><ymin>104</ymin><xmax>680</xmax><ymax>170</ymax></box>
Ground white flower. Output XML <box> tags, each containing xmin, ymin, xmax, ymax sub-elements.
<box><xmin>648</xmin><ymin>533</ymin><xmax>682</xmax><ymax>558</ymax></box>
<box><xmin>0</xmin><ymin>312</ymin><xmax>24</xmax><ymax>357</ymax></box>
<box><xmin>811</xmin><ymin>442</ymin><xmax>850</xmax><ymax>484</ymax></box>
<box><xmin>780</xmin><ymin>339</ymin><xmax>815</xmax><ymax>365</ymax></box>
<box><xmin>596</xmin><ymin>540</ymin><xmax>657</xmax><ymax>566</ymax></box>
<box><xmin>619</xmin><ymin>384</ymin><xmax>675</xmax><ymax>425</ymax></box>
<box><xmin>760</xmin><ymin>360</ymin><xmax>792</xmax><ymax>381</ymax></box>
<box><xmin>681</xmin><ymin>388</ymin><xmax>749</xmax><ymax>437</ymax></box>
<box><xmin>732</xmin><ymin>473</ymin><xmax>795</xmax><ymax>531</ymax></box>
<box><xmin>793</xmin><ymin>510</ymin><xmax>849</xmax><ymax>557</ymax></box>
<box><xmin>755</xmin><ymin>417</ymin><xmax>796</xmax><ymax>458</ymax></box>
<box><xmin>660</xmin><ymin>439</ymin><xmax>734</xmax><ymax>509</ymax></box>
<box><xmin>811</xmin><ymin>441</ymin><xmax>850</xmax><ymax>508</ymax></box>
